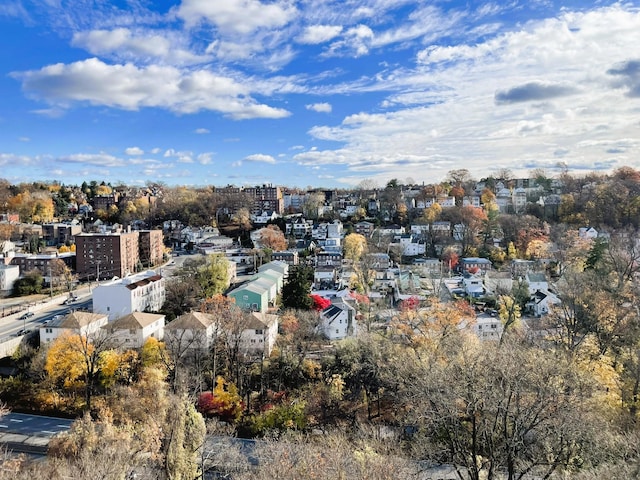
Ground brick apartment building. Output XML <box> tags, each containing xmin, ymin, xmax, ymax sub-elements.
<box><xmin>138</xmin><ymin>229</ymin><xmax>164</xmax><ymax>268</ymax></box>
<box><xmin>75</xmin><ymin>231</ymin><xmax>140</xmax><ymax>281</ymax></box>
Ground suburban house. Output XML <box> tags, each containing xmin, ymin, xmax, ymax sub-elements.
<box><xmin>227</xmin><ymin>281</ymin><xmax>271</xmax><ymax>312</ymax></box>
<box><xmin>92</xmin><ymin>270</ymin><xmax>166</xmax><ymax>320</ymax></box>
<box><xmin>40</xmin><ymin>311</ymin><xmax>109</xmax><ymax>344</ymax></box>
<box><xmin>271</xmin><ymin>250</ymin><xmax>299</xmax><ymax>266</ymax></box>
<box><xmin>462</xmin><ymin>272</ymin><xmax>485</xmax><ymax>298</ymax></box>
<box><xmin>579</xmin><ymin>227</ymin><xmax>598</xmax><ymax>239</ymax></box>
<box><xmin>238</xmin><ymin>311</ymin><xmax>279</xmax><ymax>356</ymax></box>
<box><xmin>164</xmin><ymin>311</ymin><xmax>219</xmax><ymax>350</ymax></box>
<box><xmin>314</xmin><ymin>265</ymin><xmax>338</xmax><ymax>290</ymax></box>
<box><xmin>103</xmin><ymin>312</ymin><xmax>165</xmax><ymax>348</ymax></box>
<box><xmin>461</xmin><ymin>257</ymin><xmax>492</xmax><ymax>274</ymax></box>
<box><xmin>474</xmin><ymin>314</ymin><xmax>504</xmax><ymax>340</ymax></box>
<box><xmin>527</xmin><ymin>290</ymin><xmax>561</xmax><ymax>317</ymax></box>
<box><xmin>354</xmin><ymin>221</ymin><xmax>375</xmax><ymax>237</ymax></box>
<box><xmin>318</xmin><ymin>299</ymin><xmax>357</xmax><ymax>340</ymax></box>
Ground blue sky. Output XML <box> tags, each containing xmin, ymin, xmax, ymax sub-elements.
<box><xmin>1</xmin><ymin>1</ymin><xmax>639</xmax><ymax>189</ymax></box>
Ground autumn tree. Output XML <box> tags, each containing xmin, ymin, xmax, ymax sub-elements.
<box><xmin>395</xmin><ymin>338</ymin><xmax>604</xmax><ymax>480</ymax></box>
<box><xmin>258</xmin><ymin>224</ymin><xmax>287</xmax><ymax>251</ymax></box>
<box><xmin>343</xmin><ymin>232</ymin><xmax>368</xmax><ymax>264</ymax></box>
<box><xmin>45</xmin><ymin>328</ymin><xmax>117</xmax><ymax>411</ymax></box>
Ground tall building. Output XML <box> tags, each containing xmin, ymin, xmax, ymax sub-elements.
<box><xmin>242</xmin><ymin>184</ymin><xmax>284</xmax><ymax>215</ymax></box>
<box><xmin>75</xmin><ymin>231</ymin><xmax>140</xmax><ymax>281</ymax></box>
<box><xmin>138</xmin><ymin>229</ymin><xmax>164</xmax><ymax>268</ymax></box>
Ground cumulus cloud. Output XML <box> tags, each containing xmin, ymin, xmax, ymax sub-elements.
<box><xmin>72</xmin><ymin>28</ymin><xmax>208</xmax><ymax>66</ymax></box>
<box><xmin>125</xmin><ymin>146</ymin><xmax>144</xmax><ymax>155</ymax></box>
<box><xmin>297</xmin><ymin>25</ymin><xmax>343</xmax><ymax>44</ymax></box>
<box><xmin>13</xmin><ymin>58</ymin><xmax>291</xmax><ymax>120</ymax></box>
<box><xmin>245</xmin><ymin>153</ymin><xmax>276</xmax><ymax>164</ymax></box>
<box><xmin>177</xmin><ymin>0</ymin><xmax>296</xmax><ymax>35</ymax></box>
<box><xmin>495</xmin><ymin>82</ymin><xmax>578</xmax><ymax>104</ymax></box>
<box><xmin>306</xmin><ymin>102</ymin><xmax>332</xmax><ymax>113</ymax></box>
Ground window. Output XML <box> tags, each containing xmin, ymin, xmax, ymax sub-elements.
<box><xmin>491</xmin><ymin>324</ymin><xmax>497</xmax><ymax>329</ymax></box>
<box><xmin>255</xmin><ymin>329</ymin><xmax>263</xmax><ymax>335</ymax></box>
<box><xmin>335</xmin><ymin>329</ymin><xmax>339</xmax><ymax>334</ymax></box>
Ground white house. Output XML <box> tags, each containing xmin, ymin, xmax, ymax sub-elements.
<box><xmin>239</xmin><ymin>311</ymin><xmax>279</xmax><ymax>356</ymax></box>
<box><xmin>526</xmin><ymin>272</ymin><xmax>549</xmax><ymax>294</ymax></box>
<box><xmin>462</xmin><ymin>273</ymin><xmax>484</xmax><ymax>298</ymax></box>
<box><xmin>319</xmin><ymin>299</ymin><xmax>357</xmax><ymax>340</ymax></box>
<box><xmin>92</xmin><ymin>270</ymin><xmax>166</xmax><ymax>320</ymax></box>
<box><xmin>527</xmin><ymin>290</ymin><xmax>561</xmax><ymax>317</ymax></box>
<box><xmin>474</xmin><ymin>314</ymin><xmax>504</xmax><ymax>341</ymax></box>
<box><xmin>579</xmin><ymin>227</ymin><xmax>598</xmax><ymax>239</ymax></box>
<box><xmin>164</xmin><ymin>311</ymin><xmax>219</xmax><ymax>350</ymax></box>
<box><xmin>40</xmin><ymin>311</ymin><xmax>109</xmax><ymax>344</ymax></box>
<box><xmin>103</xmin><ymin>312</ymin><xmax>165</xmax><ymax>348</ymax></box>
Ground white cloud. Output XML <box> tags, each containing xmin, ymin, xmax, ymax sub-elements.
<box><xmin>297</xmin><ymin>25</ymin><xmax>343</xmax><ymax>44</ymax></box>
<box><xmin>245</xmin><ymin>153</ymin><xmax>276</xmax><ymax>164</ymax></box>
<box><xmin>177</xmin><ymin>0</ymin><xmax>296</xmax><ymax>35</ymax></box>
<box><xmin>296</xmin><ymin>6</ymin><xmax>640</xmax><ymax>184</ymax></box>
<box><xmin>58</xmin><ymin>153</ymin><xmax>126</xmax><ymax>167</ymax></box>
<box><xmin>125</xmin><ymin>146</ymin><xmax>144</xmax><ymax>155</ymax></box>
<box><xmin>198</xmin><ymin>152</ymin><xmax>213</xmax><ymax>164</ymax></box>
<box><xmin>306</xmin><ymin>102</ymin><xmax>332</xmax><ymax>113</ymax></box>
<box><xmin>194</xmin><ymin>128</ymin><xmax>210</xmax><ymax>134</ymax></box>
<box><xmin>14</xmin><ymin>58</ymin><xmax>291</xmax><ymax>120</ymax></box>
<box><xmin>72</xmin><ymin>28</ymin><xmax>209</xmax><ymax>66</ymax></box>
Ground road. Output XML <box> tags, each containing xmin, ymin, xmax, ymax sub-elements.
<box><xmin>0</xmin><ymin>292</ymin><xmax>92</xmax><ymax>342</ymax></box>
<box><xmin>0</xmin><ymin>412</ymin><xmax>74</xmax><ymax>437</ymax></box>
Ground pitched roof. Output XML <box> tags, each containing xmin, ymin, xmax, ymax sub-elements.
<box><xmin>59</xmin><ymin>311</ymin><xmax>107</xmax><ymax>329</ymax></box>
<box><xmin>247</xmin><ymin>312</ymin><xmax>278</xmax><ymax>329</ymax></box>
<box><xmin>165</xmin><ymin>311</ymin><xmax>216</xmax><ymax>330</ymax></box>
<box><xmin>108</xmin><ymin>312</ymin><xmax>165</xmax><ymax>329</ymax></box>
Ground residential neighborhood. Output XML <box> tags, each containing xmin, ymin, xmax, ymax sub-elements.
<box><xmin>0</xmin><ymin>169</ymin><xmax>638</xmax><ymax>479</ymax></box>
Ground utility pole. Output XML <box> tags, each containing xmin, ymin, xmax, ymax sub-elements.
<box><xmin>48</xmin><ymin>264</ymin><xmax>53</xmax><ymax>298</ymax></box>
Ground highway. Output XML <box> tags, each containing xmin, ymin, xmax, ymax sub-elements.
<box><xmin>0</xmin><ymin>291</ymin><xmax>93</xmax><ymax>342</ymax></box>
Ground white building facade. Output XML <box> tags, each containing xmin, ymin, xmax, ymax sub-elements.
<box><xmin>92</xmin><ymin>270</ymin><xmax>165</xmax><ymax>320</ymax></box>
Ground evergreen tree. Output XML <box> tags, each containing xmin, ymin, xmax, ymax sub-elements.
<box><xmin>282</xmin><ymin>265</ymin><xmax>314</xmax><ymax>310</ymax></box>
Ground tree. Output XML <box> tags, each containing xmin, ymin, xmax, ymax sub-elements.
<box><xmin>343</xmin><ymin>233</ymin><xmax>367</xmax><ymax>264</ymax></box>
<box><xmin>282</xmin><ymin>265</ymin><xmax>314</xmax><ymax>310</ymax></box>
<box><xmin>164</xmin><ymin>396</ymin><xmax>207</xmax><ymax>480</ymax></box>
<box><xmin>13</xmin><ymin>270</ymin><xmax>43</xmax><ymax>295</ymax></box>
<box><xmin>45</xmin><ymin>329</ymin><xmax>117</xmax><ymax>411</ymax></box>
<box><xmin>259</xmin><ymin>225</ymin><xmax>287</xmax><ymax>251</ymax></box>
<box><xmin>396</xmin><ymin>339</ymin><xmax>604</xmax><ymax>480</ymax></box>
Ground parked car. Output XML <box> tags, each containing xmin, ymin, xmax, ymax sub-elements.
<box><xmin>62</xmin><ymin>297</ymin><xmax>77</xmax><ymax>305</ymax></box>
<box><xmin>18</xmin><ymin>312</ymin><xmax>34</xmax><ymax>320</ymax></box>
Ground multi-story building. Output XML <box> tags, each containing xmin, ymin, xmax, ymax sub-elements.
<box><xmin>138</xmin><ymin>229</ymin><xmax>164</xmax><ymax>268</ymax></box>
<box><xmin>243</xmin><ymin>184</ymin><xmax>284</xmax><ymax>215</ymax></box>
<box><xmin>92</xmin><ymin>270</ymin><xmax>165</xmax><ymax>320</ymax></box>
<box><xmin>42</xmin><ymin>223</ymin><xmax>82</xmax><ymax>246</ymax></box>
<box><xmin>75</xmin><ymin>231</ymin><xmax>140</xmax><ymax>281</ymax></box>
<box><xmin>9</xmin><ymin>252</ymin><xmax>75</xmax><ymax>277</ymax></box>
